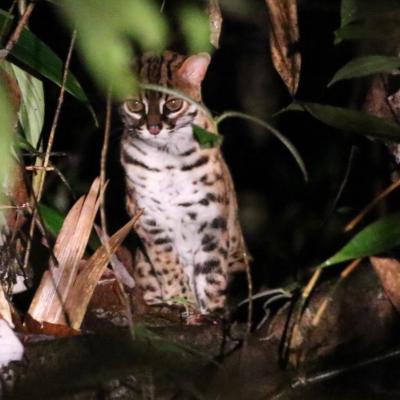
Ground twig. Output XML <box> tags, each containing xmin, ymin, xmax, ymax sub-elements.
<box><xmin>243</xmin><ymin>251</ymin><xmax>253</xmax><ymax>337</ymax></box>
<box><xmin>345</xmin><ymin>176</ymin><xmax>400</xmax><ymax>232</ymax></box>
<box><xmin>25</xmin><ymin>166</ymin><xmax>55</xmax><ymax>171</ymax></box>
<box><xmin>23</xmin><ymin>30</ymin><xmax>77</xmax><ymax>271</ymax></box>
<box><xmin>311</xmin><ymin>259</ymin><xmax>361</xmax><ymax>327</ymax></box>
<box><xmin>0</xmin><ymin>0</ymin><xmax>17</xmax><ymax>40</ymax></box>
<box><xmin>100</xmin><ymin>89</ymin><xmax>112</xmax><ymax>237</ymax></box>
<box><xmin>320</xmin><ymin>146</ymin><xmax>355</xmax><ymax>228</ymax></box>
<box><xmin>0</xmin><ymin>2</ymin><xmax>35</xmax><ymax>61</ymax></box>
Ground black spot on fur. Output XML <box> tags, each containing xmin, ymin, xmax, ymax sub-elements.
<box><xmin>194</xmin><ymin>259</ymin><xmax>220</xmax><ymax>274</ymax></box>
<box><xmin>198</xmin><ymin>222</ymin><xmax>207</xmax><ymax>233</ymax></box>
<box><xmin>203</xmin><ymin>242</ymin><xmax>218</xmax><ymax>252</ymax></box>
<box><xmin>149</xmin><ymin>228</ymin><xmax>163</xmax><ymax>235</ymax></box>
<box><xmin>181</xmin><ymin>155</ymin><xmax>209</xmax><ymax>171</ymax></box>
<box><xmin>202</xmin><ymin>234</ymin><xmax>214</xmax><ymax>245</ymax></box>
<box><xmin>206</xmin><ymin>276</ymin><xmax>218</xmax><ymax>285</ymax></box>
<box><xmin>199</xmin><ymin>198</ymin><xmax>209</xmax><ymax>206</ymax></box>
<box><xmin>218</xmin><ymin>247</ymin><xmax>228</xmax><ymax>258</ymax></box>
<box><xmin>188</xmin><ymin>212</ymin><xmax>197</xmax><ymax>220</ymax></box>
<box><xmin>211</xmin><ymin>217</ymin><xmax>227</xmax><ymax>230</ymax></box>
<box><xmin>180</xmin><ymin>147</ymin><xmax>196</xmax><ymax>157</ymax></box>
<box><xmin>206</xmin><ymin>193</ymin><xmax>217</xmax><ymax>202</ymax></box>
<box><xmin>178</xmin><ymin>202</ymin><xmax>193</xmax><ymax>207</ymax></box>
<box><xmin>154</xmin><ymin>237</ymin><xmax>172</xmax><ymax>245</ymax></box>
<box><xmin>145</xmin><ymin>284</ymin><xmax>157</xmax><ymax>292</ymax></box>
<box><xmin>122</xmin><ymin>150</ymin><xmax>160</xmax><ymax>172</ymax></box>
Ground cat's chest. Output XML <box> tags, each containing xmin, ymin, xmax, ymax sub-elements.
<box><xmin>123</xmin><ymin>144</ymin><xmax>215</xmax><ymax>214</ymax></box>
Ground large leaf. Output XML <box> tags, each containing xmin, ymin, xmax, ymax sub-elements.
<box><xmin>329</xmin><ymin>55</ymin><xmax>400</xmax><ymax>87</ymax></box>
<box><xmin>38</xmin><ymin>203</ymin><xmax>64</xmax><ymax>237</ymax></box>
<box><xmin>2</xmin><ymin>62</ymin><xmax>44</xmax><ymax>149</ymax></box>
<box><xmin>179</xmin><ymin>4</ymin><xmax>211</xmax><ymax>53</ymax></box>
<box><xmin>323</xmin><ymin>213</ymin><xmax>400</xmax><ymax>266</ymax></box>
<box><xmin>0</xmin><ymin>79</ymin><xmax>14</xmax><ymax>191</ymax></box>
<box><xmin>335</xmin><ymin>14</ymin><xmax>400</xmax><ymax>44</ymax></box>
<box><xmin>340</xmin><ymin>0</ymin><xmax>400</xmax><ymax>27</ymax></box>
<box><xmin>286</xmin><ymin>102</ymin><xmax>400</xmax><ymax>142</ymax></box>
<box><xmin>0</xmin><ymin>9</ymin><xmax>89</xmax><ymax>104</ymax></box>
<box><xmin>59</xmin><ymin>0</ymin><xmax>168</xmax><ymax>99</ymax></box>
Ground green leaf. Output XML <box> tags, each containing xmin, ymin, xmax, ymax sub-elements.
<box><xmin>329</xmin><ymin>55</ymin><xmax>400</xmax><ymax>87</ymax></box>
<box><xmin>335</xmin><ymin>15</ymin><xmax>400</xmax><ymax>44</ymax></box>
<box><xmin>192</xmin><ymin>124</ymin><xmax>223</xmax><ymax>148</ymax></box>
<box><xmin>38</xmin><ymin>203</ymin><xmax>64</xmax><ymax>237</ymax></box>
<box><xmin>178</xmin><ymin>4</ymin><xmax>211</xmax><ymax>53</ymax></box>
<box><xmin>1</xmin><ymin>62</ymin><xmax>44</xmax><ymax>149</ymax></box>
<box><xmin>59</xmin><ymin>0</ymin><xmax>169</xmax><ymax>99</ymax></box>
<box><xmin>0</xmin><ymin>9</ymin><xmax>90</xmax><ymax>105</ymax></box>
<box><xmin>323</xmin><ymin>213</ymin><xmax>400</xmax><ymax>266</ymax></box>
<box><xmin>0</xmin><ymin>77</ymin><xmax>14</xmax><ymax>192</ymax></box>
<box><xmin>340</xmin><ymin>0</ymin><xmax>400</xmax><ymax>27</ymax></box>
<box><xmin>286</xmin><ymin>102</ymin><xmax>400</xmax><ymax>143</ymax></box>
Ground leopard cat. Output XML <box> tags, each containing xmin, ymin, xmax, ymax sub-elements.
<box><xmin>119</xmin><ymin>51</ymin><xmax>248</xmax><ymax>314</ymax></box>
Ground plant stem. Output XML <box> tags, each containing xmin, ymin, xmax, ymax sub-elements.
<box><xmin>216</xmin><ymin>110</ymin><xmax>308</xmax><ymax>181</ymax></box>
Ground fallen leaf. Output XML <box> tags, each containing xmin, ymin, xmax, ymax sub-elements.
<box><xmin>28</xmin><ymin>178</ymin><xmax>102</xmax><ymax>324</ymax></box>
<box><xmin>24</xmin><ymin>314</ymin><xmax>80</xmax><ymax>337</ymax></box>
<box><xmin>65</xmin><ymin>211</ymin><xmax>142</xmax><ymax>330</ymax></box>
<box><xmin>265</xmin><ymin>0</ymin><xmax>301</xmax><ymax>95</ymax></box>
<box><xmin>94</xmin><ymin>224</ymin><xmax>135</xmax><ymax>289</ymax></box>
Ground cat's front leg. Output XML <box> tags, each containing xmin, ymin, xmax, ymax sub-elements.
<box><xmin>193</xmin><ymin>218</ymin><xmax>229</xmax><ymax>314</ymax></box>
<box><xmin>136</xmin><ymin>221</ymin><xmax>195</xmax><ymax>306</ymax></box>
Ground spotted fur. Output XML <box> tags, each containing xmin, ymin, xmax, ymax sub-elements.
<box><xmin>120</xmin><ymin>51</ymin><xmax>248</xmax><ymax>314</ymax></box>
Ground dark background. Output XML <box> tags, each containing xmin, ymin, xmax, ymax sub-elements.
<box><xmin>19</xmin><ymin>0</ymin><xmax>394</xmax><ymax>297</ymax></box>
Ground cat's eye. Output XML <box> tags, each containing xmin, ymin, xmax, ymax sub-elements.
<box><xmin>125</xmin><ymin>99</ymin><xmax>144</xmax><ymax>113</ymax></box>
<box><xmin>165</xmin><ymin>98</ymin><xmax>183</xmax><ymax>112</ymax></box>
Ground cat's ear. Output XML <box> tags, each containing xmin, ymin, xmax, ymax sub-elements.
<box><xmin>177</xmin><ymin>53</ymin><xmax>211</xmax><ymax>86</ymax></box>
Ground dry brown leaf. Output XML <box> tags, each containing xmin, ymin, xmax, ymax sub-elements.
<box><xmin>94</xmin><ymin>224</ymin><xmax>135</xmax><ymax>288</ymax></box>
<box><xmin>28</xmin><ymin>178</ymin><xmax>102</xmax><ymax>324</ymax></box>
<box><xmin>207</xmin><ymin>0</ymin><xmax>223</xmax><ymax>49</ymax></box>
<box><xmin>265</xmin><ymin>0</ymin><xmax>301</xmax><ymax>95</ymax></box>
<box><xmin>24</xmin><ymin>314</ymin><xmax>80</xmax><ymax>337</ymax></box>
<box><xmin>64</xmin><ymin>211</ymin><xmax>142</xmax><ymax>330</ymax></box>
<box><xmin>371</xmin><ymin>256</ymin><xmax>400</xmax><ymax>313</ymax></box>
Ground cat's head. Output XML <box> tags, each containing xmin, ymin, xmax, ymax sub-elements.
<box><xmin>120</xmin><ymin>51</ymin><xmax>210</xmax><ymax>140</ymax></box>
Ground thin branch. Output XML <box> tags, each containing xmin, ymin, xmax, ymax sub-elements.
<box><xmin>0</xmin><ymin>2</ymin><xmax>35</xmax><ymax>61</ymax></box>
<box><xmin>23</xmin><ymin>30</ymin><xmax>77</xmax><ymax>271</ymax></box>
<box><xmin>345</xmin><ymin>176</ymin><xmax>400</xmax><ymax>232</ymax></box>
<box><xmin>100</xmin><ymin>89</ymin><xmax>112</xmax><ymax>237</ymax></box>
<box><xmin>216</xmin><ymin>111</ymin><xmax>308</xmax><ymax>182</ymax></box>
<box><xmin>0</xmin><ymin>0</ymin><xmax>18</xmax><ymax>40</ymax></box>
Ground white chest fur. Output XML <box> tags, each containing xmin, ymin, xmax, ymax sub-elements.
<box><xmin>122</xmin><ymin>138</ymin><xmax>221</xmax><ymax>263</ymax></box>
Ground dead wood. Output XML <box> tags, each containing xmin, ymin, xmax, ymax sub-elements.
<box><xmin>5</xmin><ymin>261</ymin><xmax>400</xmax><ymax>399</ymax></box>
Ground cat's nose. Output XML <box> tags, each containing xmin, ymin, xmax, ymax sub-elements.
<box><xmin>147</xmin><ymin>123</ymin><xmax>162</xmax><ymax>135</ymax></box>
